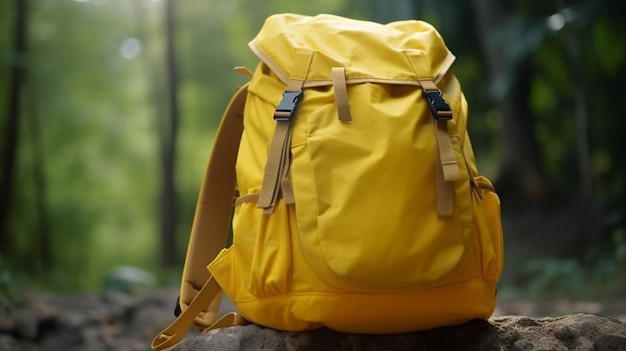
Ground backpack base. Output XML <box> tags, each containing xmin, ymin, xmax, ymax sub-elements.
<box><xmin>211</xmin><ymin>249</ymin><xmax>497</xmax><ymax>333</ymax></box>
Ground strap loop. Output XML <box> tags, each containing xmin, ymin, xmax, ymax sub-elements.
<box><xmin>233</xmin><ymin>66</ymin><xmax>254</xmax><ymax>78</ymax></box>
<box><xmin>331</xmin><ymin>67</ymin><xmax>353</xmax><ymax>122</ymax></box>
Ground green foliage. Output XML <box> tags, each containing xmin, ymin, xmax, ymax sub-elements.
<box><xmin>510</xmin><ymin>229</ymin><xmax>626</xmax><ymax>300</ymax></box>
<box><xmin>103</xmin><ymin>265</ymin><xmax>156</xmax><ymax>294</ymax></box>
<box><xmin>0</xmin><ymin>257</ymin><xmax>26</xmax><ymax>311</ymax></box>
<box><xmin>1</xmin><ymin>0</ymin><xmax>625</xmax><ymax>298</ymax></box>
<box><xmin>1</xmin><ymin>0</ymin><xmax>359</xmax><ymax>293</ymax></box>
<box><xmin>3</xmin><ymin>0</ymin><xmax>163</xmax><ymax>291</ymax></box>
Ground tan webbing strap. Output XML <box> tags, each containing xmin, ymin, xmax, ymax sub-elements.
<box><xmin>435</xmin><ymin>120</ymin><xmax>461</xmax><ymax>182</ymax></box>
<box><xmin>152</xmin><ymin>277</ymin><xmax>220</xmax><ymax>350</ymax></box>
<box><xmin>286</xmin><ymin>48</ymin><xmax>315</xmax><ymax>90</ymax></box>
<box><xmin>435</xmin><ymin>149</ymin><xmax>455</xmax><ymax>217</ymax></box>
<box><xmin>235</xmin><ymin>193</ymin><xmax>260</xmax><ymax>207</ymax></box>
<box><xmin>258</xmin><ymin>49</ymin><xmax>314</xmax><ymax>214</ymax></box>
<box><xmin>153</xmin><ymin>84</ymin><xmax>249</xmax><ymax>351</ymax></box>
<box><xmin>404</xmin><ymin>51</ymin><xmax>459</xmax><ymax>216</ymax></box>
<box><xmin>206</xmin><ymin>311</ymin><xmax>250</xmax><ymax>330</ymax></box>
<box><xmin>233</xmin><ymin>66</ymin><xmax>254</xmax><ymax>78</ymax></box>
<box><xmin>419</xmin><ymin>79</ymin><xmax>460</xmax><ymax>217</ymax></box>
<box><xmin>419</xmin><ymin>80</ymin><xmax>460</xmax><ymax>180</ymax></box>
<box><xmin>433</xmin><ymin>121</ymin><xmax>455</xmax><ymax>217</ymax></box>
<box><xmin>152</xmin><ymin>277</ymin><xmax>249</xmax><ymax>351</ymax></box>
<box><xmin>331</xmin><ymin>67</ymin><xmax>353</xmax><ymax>122</ymax></box>
<box><xmin>431</xmin><ymin>117</ymin><xmax>455</xmax><ymax>217</ymax></box>
<box><xmin>281</xmin><ymin>178</ymin><xmax>296</xmax><ymax>204</ymax></box>
<box><xmin>257</xmin><ymin>121</ymin><xmax>293</xmax><ymax>214</ymax></box>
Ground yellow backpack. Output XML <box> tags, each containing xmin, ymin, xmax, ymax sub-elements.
<box><xmin>153</xmin><ymin>13</ymin><xmax>504</xmax><ymax>350</ymax></box>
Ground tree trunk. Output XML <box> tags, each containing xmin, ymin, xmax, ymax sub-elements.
<box><xmin>470</xmin><ymin>0</ymin><xmax>548</xmax><ymax>210</ymax></box>
<box><xmin>0</xmin><ymin>0</ymin><xmax>28</xmax><ymax>259</ymax></box>
<box><xmin>160</xmin><ymin>0</ymin><xmax>180</xmax><ymax>268</ymax></box>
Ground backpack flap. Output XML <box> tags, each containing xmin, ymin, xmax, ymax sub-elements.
<box><xmin>248</xmin><ymin>13</ymin><xmax>455</xmax><ymax>87</ymax></box>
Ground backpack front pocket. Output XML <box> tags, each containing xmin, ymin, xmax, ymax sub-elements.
<box><xmin>290</xmin><ymin>89</ymin><xmax>476</xmax><ymax>290</ymax></box>
<box><xmin>232</xmin><ymin>187</ymin><xmax>294</xmax><ymax>297</ymax></box>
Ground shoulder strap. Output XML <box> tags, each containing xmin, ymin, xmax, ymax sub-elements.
<box><xmin>152</xmin><ymin>83</ymin><xmax>249</xmax><ymax>351</ymax></box>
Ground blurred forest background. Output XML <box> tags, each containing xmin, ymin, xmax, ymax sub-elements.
<box><xmin>1</xmin><ymin>0</ymin><xmax>625</xmax><ymax>305</ymax></box>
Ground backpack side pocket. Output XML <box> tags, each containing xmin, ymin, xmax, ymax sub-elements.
<box><xmin>232</xmin><ymin>187</ymin><xmax>294</xmax><ymax>297</ymax></box>
<box><xmin>471</xmin><ymin>176</ymin><xmax>504</xmax><ymax>281</ymax></box>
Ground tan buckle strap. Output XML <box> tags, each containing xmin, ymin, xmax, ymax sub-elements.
<box><xmin>404</xmin><ymin>51</ymin><xmax>460</xmax><ymax>217</ymax></box>
<box><xmin>257</xmin><ymin>120</ymin><xmax>294</xmax><ymax>214</ymax></box>
<box><xmin>419</xmin><ymin>79</ymin><xmax>460</xmax><ymax>217</ymax></box>
<box><xmin>258</xmin><ymin>48</ymin><xmax>314</xmax><ymax>214</ymax></box>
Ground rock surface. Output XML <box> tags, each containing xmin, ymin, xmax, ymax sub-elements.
<box><xmin>1</xmin><ymin>289</ymin><xmax>626</xmax><ymax>351</ymax></box>
<box><xmin>172</xmin><ymin>314</ymin><xmax>626</xmax><ymax>351</ymax></box>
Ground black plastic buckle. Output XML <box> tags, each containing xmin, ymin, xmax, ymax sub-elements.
<box><xmin>422</xmin><ymin>89</ymin><xmax>453</xmax><ymax>121</ymax></box>
<box><xmin>274</xmin><ymin>91</ymin><xmax>303</xmax><ymax>121</ymax></box>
